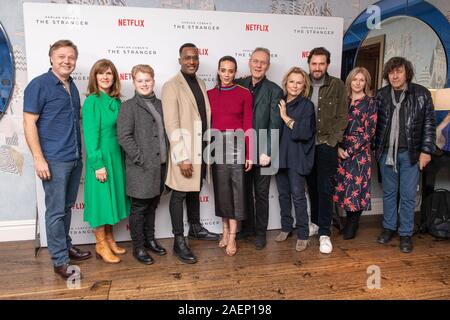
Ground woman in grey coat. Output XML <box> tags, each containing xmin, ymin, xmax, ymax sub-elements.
<box><xmin>117</xmin><ymin>64</ymin><xmax>168</xmax><ymax>265</ymax></box>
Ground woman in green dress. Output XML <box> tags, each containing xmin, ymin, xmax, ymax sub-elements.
<box><xmin>82</xmin><ymin>59</ymin><xmax>130</xmax><ymax>264</ymax></box>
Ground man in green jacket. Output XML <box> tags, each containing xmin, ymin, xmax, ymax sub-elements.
<box><xmin>235</xmin><ymin>47</ymin><xmax>283</xmax><ymax>250</ymax></box>
<box><xmin>306</xmin><ymin>47</ymin><xmax>348</xmax><ymax>254</ymax></box>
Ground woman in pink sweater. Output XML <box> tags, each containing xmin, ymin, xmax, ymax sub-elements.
<box><xmin>207</xmin><ymin>56</ymin><xmax>253</xmax><ymax>256</ymax></box>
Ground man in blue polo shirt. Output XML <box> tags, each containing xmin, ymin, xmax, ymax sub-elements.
<box><xmin>23</xmin><ymin>40</ymin><xmax>91</xmax><ymax>280</ymax></box>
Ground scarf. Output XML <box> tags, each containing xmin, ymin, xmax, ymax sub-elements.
<box><xmin>385</xmin><ymin>88</ymin><xmax>406</xmax><ymax>172</ymax></box>
<box><xmin>138</xmin><ymin>92</ymin><xmax>167</xmax><ymax>164</ymax></box>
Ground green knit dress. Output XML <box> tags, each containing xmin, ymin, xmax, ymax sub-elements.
<box><xmin>82</xmin><ymin>91</ymin><xmax>130</xmax><ymax>228</ymax></box>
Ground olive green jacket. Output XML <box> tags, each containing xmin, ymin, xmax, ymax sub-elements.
<box><xmin>309</xmin><ymin>73</ymin><xmax>348</xmax><ymax>147</ymax></box>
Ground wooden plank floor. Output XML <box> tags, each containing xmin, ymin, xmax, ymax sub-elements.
<box><xmin>0</xmin><ymin>215</ymin><xmax>449</xmax><ymax>300</ymax></box>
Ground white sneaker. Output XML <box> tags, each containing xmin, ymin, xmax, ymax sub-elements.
<box><xmin>319</xmin><ymin>235</ymin><xmax>333</xmax><ymax>254</ymax></box>
<box><xmin>309</xmin><ymin>223</ymin><xmax>319</xmax><ymax>236</ymax></box>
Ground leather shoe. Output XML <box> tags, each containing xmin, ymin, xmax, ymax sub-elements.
<box><xmin>144</xmin><ymin>239</ymin><xmax>167</xmax><ymax>256</ymax></box>
<box><xmin>174</xmin><ymin>235</ymin><xmax>197</xmax><ymax>264</ymax></box>
<box><xmin>53</xmin><ymin>263</ymin><xmax>82</xmax><ymax>280</ymax></box>
<box><xmin>133</xmin><ymin>247</ymin><xmax>154</xmax><ymax>265</ymax></box>
<box><xmin>236</xmin><ymin>230</ymin><xmax>255</xmax><ymax>240</ymax></box>
<box><xmin>69</xmin><ymin>246</ymin><xmax>92</xmax><ymax>261</ymax></box>
<box><xmin>377</xmin><ymin>228</ymin><xmax>396</xmax><ymax>244</ymax></box>
<box><xmin>188</xmin><ymin>223</ymin><xmax>220</xmax><ymax>241</ymax></box>
<box><xmin>255</xmin><ymin>236</ymin><xmax>267</xmax><ymax>250</ymax></box>
<box><xmin>399</xmin><ymin>236</ymin><xmax>413</xmax><ymax>253</ymax></box>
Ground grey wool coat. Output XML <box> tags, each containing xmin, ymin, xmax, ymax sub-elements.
<box><xmin>117</xmin><ymin>93</ymin><xmax>168</xmax><ymax>199</ymax></box>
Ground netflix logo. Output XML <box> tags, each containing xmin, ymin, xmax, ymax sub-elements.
<box><xmin>198</xmin><ymin>48</ymin><xmax>209</xmax><ymax>56</ymax></box>
<box><xmin>245</xmin><ymin>24</ymin><xmax>269</xmax><ymax>32</ymax></box>
<box><xmin>72</xmin><ymin>202</ymin><xmax>85</xmax><ymax>210</ymax></box>
<box><xmin>118</xmin><ymin>18</ymin><xmax>145</xmax><ymax>27</ymax></box>
<box><xmin>120</xmin><ymin>73</ymin><xmax>133</xmax><ymax>81</ymax></box>
<box><xmin>302</xmin><ymin>51</ymin><xmax>310</xmax><ymax>59</ymax></box>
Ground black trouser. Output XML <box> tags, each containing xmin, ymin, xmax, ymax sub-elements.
<box><xmin>306</xmin><ymin>144</ymin><xmax>338</xmax><ymax>237</ymax></box>
<box><xmin>129</xmin><ymin>196</ymin><xmax>161</xmax><ymax>248</ymax></box>
<box><xmin>128</xmin><ymin>164</ymin><xmax>165</xmax><ymax>248</ymax></box>
<box><xmin>242</xmin><ymin>165</ymin><xmax>271</xmax><ymax>238</ymax></box>
<box><xmin>169</xmin><ymin>189</ymin><xmax>201</xmax><ymax>236</ymax></box>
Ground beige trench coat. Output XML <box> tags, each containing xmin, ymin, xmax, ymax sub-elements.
<box><xmin>161</xmin><ymin>71</ymin><xmax>211</xmax><ymax>192</ymax></box>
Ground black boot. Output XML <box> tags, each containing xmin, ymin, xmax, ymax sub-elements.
<box><xmin>377</xmin><ymin>228</ymin><xmax>396</xmax><ymax>244</ymax></box>
<box><xmin>188</xmin><ymin>223</ymin><xmax>220</xmax><ymax>241</ymax></box>
<box><xmin>133</xmin><ymin>247</ymin><xmax>154</xmax><ymax>265</ymax></box>
<box><xmin>343</xmin><ymin>211</ymin><xmax>361</xmax><ymax>240</ymax></box>
<box><xmin>144</xmin><ymin>239</ymin><xmax>167</xmax><ymax>256</ymax></box>
<box><xmin>173</xmin><ymin>235</ymin><xmax>197</xmax><ymax>264</ymax></box>
<box><xmin>399</xmin><ymin>236</ymin><xmax>413</xmax><ymax>253</ymax></box>
<box><xmin>341</xmin><ymin>212</ymin><xmax>352</xmax><ymax>235</ymax></box>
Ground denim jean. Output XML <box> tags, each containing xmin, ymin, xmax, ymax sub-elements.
<box><xmin>379</xmin><ymin>151</ymin><xmax>420</xmax><ymax>236</ymax></box>
<box><xmin>276</xmin><ymin>168</ymin><xmax>309</xmax><ymax>240</ymax></box>
<box><xmin>42</xmin><ymin>159</ymin><xmax>83</xmax><ymax>267</ymax></box>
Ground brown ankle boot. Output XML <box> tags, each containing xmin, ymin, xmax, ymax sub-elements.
<box><xmin>105</xmin><ymin>225</ymin><xmax>126</xmax><ymax>255</ymax></box>
<box><xmin>94</xmin><ymin>226</ymin><xmax>121</xmax><ymax>263</ymax></box>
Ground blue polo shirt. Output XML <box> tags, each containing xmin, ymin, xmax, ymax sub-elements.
<box><xmin>24</xmin><ymin>69</ymin><xmax>82</xmax><ymax>161</ymax></box>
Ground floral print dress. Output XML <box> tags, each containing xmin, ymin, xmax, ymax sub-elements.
<box><xmin>334</xmin><ymin>95</ymin><xmax>377</xmax><ymax>212</ymax></box>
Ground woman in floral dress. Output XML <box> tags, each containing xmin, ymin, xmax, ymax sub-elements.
<box><xmin>334</xmin><ymin>67</ymin><xmax>377</xmax><ymax>240</ymax></box>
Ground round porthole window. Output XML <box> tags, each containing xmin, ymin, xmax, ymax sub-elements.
<box><xmin>0</xmin><ymin>21</ymin><xmax>14</xmax><ymax>120</ymax></box>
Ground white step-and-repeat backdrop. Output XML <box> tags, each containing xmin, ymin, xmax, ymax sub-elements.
<box><xmin>23</xmin><ymin>3</ymin><xmax>343</xmax><ymax>246</ymax></box>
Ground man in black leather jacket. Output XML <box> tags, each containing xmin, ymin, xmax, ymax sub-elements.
<box><xmin>374</xmin><ymin>57</ymin><xmax>436</xmax><ymax>253</ymax></box>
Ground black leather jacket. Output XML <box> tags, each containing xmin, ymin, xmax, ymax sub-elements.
<box><xmin>373</xmin><ymin>82</ymin><xmax>436</xmax><ymax>164</ymax></box>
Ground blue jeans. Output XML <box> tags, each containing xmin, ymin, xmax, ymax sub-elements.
<box><xmin>42</xmin><ymin>159</ymin><xmax>82</xmax><ymax>267</ymax></box>
<box><xmin>276</xmin><ymin>168</ymin><xmax>309</xmax><ymax>240</ymax></box>
<box><xmin>379</xmin><ymin>151</ymin><xmax>419</xmax><ymax>236</ymax></box>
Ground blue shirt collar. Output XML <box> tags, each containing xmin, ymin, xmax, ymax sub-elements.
<box><xmin>47</xmin><ymin>68</ymin><xmax>73</xmax><ymax>85</ymax></box>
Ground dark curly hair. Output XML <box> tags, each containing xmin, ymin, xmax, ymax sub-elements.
<box><xmin>307</xmin><ymin>47</ymin><xmax>331</xmax><ymax>64</ymax></box>
<box><xmin>383</xmin><ymin>57</ymin><xmax>415</xmax><ymax>84</ymax></box>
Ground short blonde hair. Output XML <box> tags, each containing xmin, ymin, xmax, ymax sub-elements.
<box><xmin>281</xmin><ymin>67</ymin><xmax>310</xmax><ymax>98</ymax></box>
<box><xmin>131</xmin><ymin>64</ymin><xmax>155</xmax><ymax>80</ymax></box>
<box><xmin>345</xmin><ymin>67</ymin><xmax>372</xmax><ymax>97</ymax></box>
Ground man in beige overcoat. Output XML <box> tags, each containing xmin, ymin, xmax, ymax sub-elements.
<box><xmin>162</xmin><ymin>43</ymin><xmax>219</xmax><ymax>264</ymax></box>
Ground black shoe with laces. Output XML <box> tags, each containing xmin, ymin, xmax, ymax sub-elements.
<box><xmin>377</xmin><ymin>228</ymin><xmax>396</xmax><ymax>244</ymax></box>
<box><xmin>255</xmin><ymin>236</ymin><xmax>267</xmax><ymax>250</ymax></box>
<box><xmin>188</xmin><ymin>223</ymin><xmax>220</xmax><ymax>241</ymax></box>
<box><xmin>399</xmin><ymin>236</ymin><xmax>413</xmax><ymax>253</ymax></box>
<box><xmin>133</xmin><ymin>247</ymin><xmax>154</xmax><ymax>265</ymax></box>
<box><xmin>236</xmin><ymin>230</ymin><xmax>256</xmax><ymax>240</ymax></box>
<box><xmin>173</xmin><ymin>235</ymin><xmax>198</xmax><ymax>264</ymax></box>
<box><xmin>144</xmin><ymin>239</ymin><xmax>167</xmax><ymax>256</ymax></box>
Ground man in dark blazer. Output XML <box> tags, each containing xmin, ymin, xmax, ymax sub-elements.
<box><xmin>236</xmin><ymin>47</ymin><xmax>283</xmax><ymax>250</ymax></box>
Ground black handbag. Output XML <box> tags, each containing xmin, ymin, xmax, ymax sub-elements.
<box><xmin>422</xmin><ymin>189</ymin><xmax>450</xmax><ymax>239</ymax></box>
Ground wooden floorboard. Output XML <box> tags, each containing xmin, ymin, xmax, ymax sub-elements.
<box><xmin>0</xmin><ymin>215</ymin><xmax>449</xmax><ymax>300</ymax></box>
